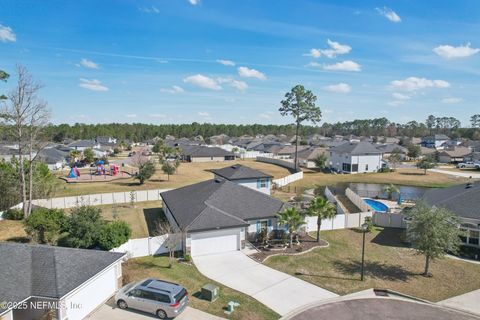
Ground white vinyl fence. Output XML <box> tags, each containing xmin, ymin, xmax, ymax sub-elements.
<box><xmin>273</xmin><ymin>171</ymin><xmax>304</xmax><ymax>188</ymax></box>
<box><xmin>31</xmin><ymin>189</ymin><xmax>172</xmax><ymax>209</ymax></box>
<box><xmin>345</xmin><ymin>188</ymin><xmax>371</xmax><ymax>213</ymax></box>
<box><xmin>256</xmin><ymin>156</ymin><xmax>297</xmax><ymax>171</ymax></box>
<box><xmin>305</xmin><ymin>212</ymin><xmax>373</xmax><ymax>233</ymax></box>
<box><xmin>325</xmin><ymin>186</ymin><xmax>348</xmax><ymax>215</ymax></box>
<box><xmin>373</xmin><ymin>212</ymin><xmax>407</xmax><ymax>228</ymax></box>
<box><xmin>110</xmin><ymin>234</ymin><xmax>182</xmax><ymax>258</ymax></box>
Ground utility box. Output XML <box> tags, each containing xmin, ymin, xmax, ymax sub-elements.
<box><xmin>201</xmin><ymin>284</ymin><xmax>219</xmax><ymax>302</ymax></box>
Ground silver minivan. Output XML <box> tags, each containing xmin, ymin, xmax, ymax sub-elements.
<box><xmin>115</xmin><ymin>278</ymin><xmax>189</xmax><ymax>319</ymax></box>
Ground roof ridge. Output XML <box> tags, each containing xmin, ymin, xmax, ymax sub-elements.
<box><xmin>429</xmin><ymin>184</ymin><xmax>479</xmax><ymax>206</ymax></box>
<box><xmin>203</xmin><ymin>202</ymin><xmax>248</xmax><ymax>224</ymax></box>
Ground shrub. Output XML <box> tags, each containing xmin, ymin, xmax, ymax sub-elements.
<box><xmin>63</xmin><ymin>206</ymin><xmax>104</xmax><ymax>249</ymax></box>
<box><xmin>24</xmin><ymin>208</ymin><xmax>67</xmax><ymax>244</ymax></box>
<box><xmin>97</xmin><ymin>220</ymin><xmax>131</xmax><ymax>250</ymax></box>
<box><xmin>363</xmin><ymin>216</ymin><xmax>374</xmax><ymax>233</ymax></box>
<box><xmin>183</xmin><ymin>254</ymin><xmax>191</xmax><ymax>262</ymax></box>
<box><xmin>4</xmin><ymin>208</ymin><xmax>24</xmax><ymax>220</ymax></box>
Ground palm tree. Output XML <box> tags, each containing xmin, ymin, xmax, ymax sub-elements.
<box><xmin>383</xmin><ymin>184</ymin><xmax>400</xmax><ymax>200</ymax></box>
<box><xmin>277</xmin><ymin>207</ymin><xmax>305</xmax><ymax>247</ymax></box>
<box><xmin>307</xmin><ymin>197</ymin><xmax>336</xmax><ymax>242</ymax></box>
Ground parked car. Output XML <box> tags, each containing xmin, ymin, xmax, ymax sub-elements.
<box><xmin>115</xmin><ymin>278</ymin><xmax>189</xmax><ymax>319</ymax></box>
<box><xmin>457</xmin><ymin>161</ymin><xmax>480</xmax><ymax>169</ymax></box>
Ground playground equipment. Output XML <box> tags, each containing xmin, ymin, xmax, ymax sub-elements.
<box><xmin>91</xmin><ymin>160</ymin><xmax>119</xmax><ymax>176</ymax></box>
<box><xmin>67</xmin><ymin>167</ymin><xmax>81</xmax><ymax>178</ymax></box>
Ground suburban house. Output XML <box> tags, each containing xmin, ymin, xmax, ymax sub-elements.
<box><xmin>180</xmin><ymin>145</ymin><xmax>235</xmax><ymax>162</ymax></box>
<box><xmin>0</xmin><ymin>242</ymin><xmax>125</xmax><ymax>320</ymax></box>
<box><xmin>161</xmin><ymin>179</ymin><xmax>287</xmax><ymax>256</ymax></box>
<box><xmin>423</xmin><ymin>182</ymin><xmax>480</xmax><ymax>248</ymax></box>
<box><xmin>329</xmin><ymin>141</ymin><xmax>384</xmax><ymax>174</ymax></box>
<box><xmin>376</xmin><ymin>144</ymin><xmax>408</xmax><ymax>160</ymax></box>
<box><xmin>296</xmin><ymin>147</ymin><xmax>329</xmax><ymax>169</ymax></box>
<box><xmin>437</xmin><ymin>146</ymin><xmax>473</xmax><ymax>163</ymax></box>
<box><xmin>36</xmin><ymin>147</ymin><xmax>69</xmax><ymax>170</ymax></box>
<box><xmin>210</xmin><ymin>164</ymin><xmax>273</xmax><ymax>195</ymax></box>
<box><xmin>276</xmin><ymin>145</ymin><xmax>308</xmax><ymax>159</ymax></box>
<box><xmin>421</xmin><ymin>134</ymin><xmax>450</xmax><ymax>149</ymax></box>
<box><xmin>67</xmin><ymin>140</ymin><xmax>101</xmax><ymax>151</ymax></box>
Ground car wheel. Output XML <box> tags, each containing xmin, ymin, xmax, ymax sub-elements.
<box><xmin>156</xmin><ymin>309</ymin><xmax>167</xmax><ymax>319</ymax></box>
<box><xmin>117</xmin><ymin>300</ymin><xmax>128</xmax><ymax>309</ymax></box>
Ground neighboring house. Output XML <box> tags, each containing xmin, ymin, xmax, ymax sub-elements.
<box><xmin>180</xmin><ymin>145</ymin><xmax>235</xmax><ymax>162</ymax></box>
<box><xmin>210</xmin><ymin>164</ymin><xmax>273</xmax><ymax>195</ymax></box>
<box><xmin>437</xmin><ymin>147</ymin><xmax>472</xmax><ymax>163</ymax></box>
<box><xmin>330</xmin><ymin>142</ymin><xmax>384</xmax><ymax>174</ymax></box>
<box><xmin>0</xmin><ymin>242</ymin><xmax>125</xmax><ymax>320</ymax></box>
<box><xmin>95</xmin><ymin>136</ymin><xmax>117</xmax><ymax>144</ymax></box>
<box><xmin>67</xmin><ymin>140</ymin><xmax>100</xmax><ymax>151</ymax></box>
<box><xmin>376</xmin><ymin>144</ymin><xmax>408</xmax><ymax>160</ymax></box>
<box><xmin>276</xmin><ymin>145</ymin><xmax>308</xmax><ymax>159</ymax></box>
<box><xmin>296</xmin><ymin>147</ymin><xmax>329</xmax><ymax>169</ymax></box>
<box><xmin>161</xmin><ymin>179</ymin><xmax>287</xmax><ymax>256</ymax></box>
<box><xmin>423</xmin><ymin>182</ymin><xmax>480</xmax><ymax>248</ymax></box>
<box><xmin>36</xmin><ymin>147</ymin><xmax>69</xmax><ymax>170</ymax></box>
<box><xmin>421</xmin><ymin>134</ymin><xmax>450</xmax><ymax>149</ymax></box>
<box><xmin>420</xmin><ymin>146</ymin><xmax>436</xmax><ymax>158</ymax></box>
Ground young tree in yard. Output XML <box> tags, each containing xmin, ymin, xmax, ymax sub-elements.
<box><xmin>0</xmin><ymin>70</ymin><xmax>9</xmax><ymax>100</ymax></box>
<box><xmin>405</xmin><ymin>202</ymin><xmax>463</xmax><ymax>277</ymax></box>
<box><xmin>155</xmin><ymin>221</ymin><xmax>182</xmax><ymax>268</ymax></box>
<box><xmin>383</xmin><ymin>184</ymin><xmax>400</xmax><ymax>200</ymax></box>
<box><xmin>388</xmin><ymin>148</ymin><xmax>403</xmax><ymax>170</ymax></box>
<box><xmin>307</xmin><ymin>197</ymin><xmax>336</xmax><ymax>242</ymax></box>
<box><xmin>64</xmin><ymin>206</ymin><xmax>104</xmax><ymax>248</ymax></box>
<box><xmin>407</xmin><ymin>144</ymin><xmax>421</xmax><ymax>160</ymax></box>
<box><xmin>161</xmin><ymin>162</ymin><xmax>176</xmax><ymax>181</ymax></box>
<box><xmin>24</xmin><ymin>208</ymin><xmax>67</xmax><ymax>244</ymax></box>
<box><xmin>0</xmin><ymin>66</ymin><xmax>50</xmax><ymax>217</ymax></box>
<box><xmin>83</xmin><ymin>148</ymin><xmax>95</xmax><ymax>163</ymax></box>
<box><xmin>277</xmin><ymin>207</ymin><xmax>305</xmax><ymax>247</ymax></box>
<box><xmin>97</xmin><ymin>220</ymin><xmax>131</xmax><ymax>250</ymax></box>
<box><xmin>279</xmin><ymin>85</ymin><xmax>322</xmax><ymax>171</ymax></box>
<box><xmin>313</xmin><ymin>154</ymin><xmax>328</xmax><ymax>171</ymax></box>
<box><xmin>417</xmin><ymin>154</ymin><xmax>436</xmax><ymax>175</ymax></box>
<box><xmin>135</xmin><ymin>161</ymin><xmax>156</xmax><ymax>184</ymax></box>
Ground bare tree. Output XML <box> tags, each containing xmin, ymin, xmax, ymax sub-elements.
<box><xmin>155</xmin><ymin>221</ymin><xmax>182</xmax><ymax>268</ymax></box>
<box><xmin>0</xmin><ymin>65</ymin><xmax>50</xmax><ymax>217</ymax></box>
<box><xmin>130</xmin><ymin>147</ymin><xmax>150</xmax><ymax>168</ymax></box>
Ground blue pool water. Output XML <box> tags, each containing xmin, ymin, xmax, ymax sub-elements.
<box><xmin>364</xmin><ymin>199</ymin><xmax>389</xmax><ymax>212</ymax></box>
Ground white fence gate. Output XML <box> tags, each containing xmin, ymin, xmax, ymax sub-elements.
<box><xmin>110</xmin><ymin>234</ymin><xmax>182</xmax><ymax>258</ymax></box>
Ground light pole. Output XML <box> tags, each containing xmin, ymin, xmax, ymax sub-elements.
<box><xmin>360</xmin><ymin>222</ymin><xmax>368</xmax><ymax>281</ymax></box>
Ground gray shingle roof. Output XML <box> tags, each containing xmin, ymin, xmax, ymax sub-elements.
<box><xmin>180</xmin><ymin>145</ymin><xmax>233</xmax><ymax>157</ymax></box>
<box><xmin>331</xmin><ymin>141</ymin><xmax>383</xmax><ymax>155</ymax></box>
<box><xmin>36</xmin><ymin>148</ymin><xmax>68</xmax><ymax>164</ymax></box>
<box><xmin>423</xmin><ymin>183</ymin><xmax>480</xmax><ymax>220</ymax></box>
<box><xmin>161</xmin><ymin>179</ymin><xmax>286</xmax><ymax>232</ymax></box>
<box><xmin>210</xmin><ymin>164</ymin><xmax>272</xmax><ymax>180</ymax></box>
<box><xmin>0</xmin><ymin>242</ymin><xmax>125</xmax><ymax>313</ymax></box>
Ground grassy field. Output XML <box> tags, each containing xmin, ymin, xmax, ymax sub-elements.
<box><xmin>54</xmin><ymin>159</ymin><xmax>292</xmax><ymax>197</ymax></box>
<box><xmin>123</xmin><ymin>256</ymin><xmax>279</xmax><ymax>320</ymax></box>
<box><xmin>94</xmin><ymin>201</ymin><xmax>164</xmax><ymax>238</ymax></box>
<box><xmin>264</xmin><ymin>227</ymin><xmax>480</xmax><ymax>302</ymax></box>
<box><xmin>0</xmin><ymin>220</ymin><xmax>28</xmax><ymax>242</ymax></box>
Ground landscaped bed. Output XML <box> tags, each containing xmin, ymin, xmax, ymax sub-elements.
<box><xmin>250</xmin><ymin>234</ymin><xmax>328</xmax><ymax>262</ymax></box>
<box><xmin>264</xmin><ymin>227</ymin><xmax>480</xmax><ymax>302</ymax></box>
<box><xmin>122</xmin><ymin>255</ymin><xmax>279</xmax><ymax>320</ymax></box>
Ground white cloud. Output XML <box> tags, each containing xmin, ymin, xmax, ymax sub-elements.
<box><xmin>323</xmin><ymin>60</ymin><xmax>361</xmax><ymax>72</ymax></box>
<box><xmin>183</xmin><ymin>74</ymin><xmax>222</xmax><ymax>90</ymax></box>
<box><xmin>78</xmin><ymin>78</ymin><xmax>108</xmax><ymax>91</ymax></box>
<box><xmin>198</xmin><ymin>112</ymin><xmax>210</xmax><ymax>117</ymax></box>
<box><xmin>161</xmin><ymin>85</ymin><xmax>185</xmax><ymax>94</ymax></box>
<box><xmin>259</xmin><ymin>111</ymin><xmax>275</xmax><ymax>119</ymax></box>
<box><xmin>389</xmin><ymin>77</ymin><xmax>450</xmax><ymax>91</ymax></box>
<box><xmin>217</xmin><ymin>77</ymin><xmax>248</xmax><ymax>91</ymax></box>
<box><xmin>217</xmin><ymin>59</ymin><xmax>235</xmax><ymax>66</ymax></box>
<box><xmin>139</xmin><ymin>6</ymin><xmax>160</xmax><ymax>14</ymax></box>
<box><xmin>0</xmin><ymin>24</ymin><xmax>16</xmax><ymax>42</ymax></box>
<box><xmin>149</xmin><ymin>113</ymin><xmax>167</xmax><ymax>118</ymax></box>
<box><xmin>188</xmin><ymin>0</ymin><xmax>199</xmax><ymax>5</ymax></box>
<box><xmin>80</xmin><ymin>58</ymin><xmax>99</xmax><ymax>69</ymax></box>
<box><xmin>441</xmin><ymin>97</ymin><xmax>463</xmax><ymax>104</ymax></box>
<box><xmin>238</xmin><ymin>66</ymin><xmax>267</xmax><ymax>80</ymax></box>
<box><xmin>392</xmin><ymin>92</ymin><xmax>411</xmax><ymax>100</ymax></box>
<box><xmin>324</xmin><ymin>83</ymin><xmax>351</xmax><ymax>93</ymax></box>
<box><xmin>387</xmin><ymin>100</ymin><xmax>405</xmax><ymax>107</ymax></box>
<box><xmin>433</xmin><ymin>43</ymin><xmax>480</xmax><ymax>59</ymax></box>
<box><xmin>376</xmin><ymin>7</ymin><xmax>401</xmax><ymax>23</ymax></box>
<box><xmin>126</xmin><ymin>114</ymin><xmax>137</xmax><ymax>118</ymax></box>
<box><xmin>304</xmin><ymin>39</ymin><xmax>351</xmax><ymax>59</ymax></box>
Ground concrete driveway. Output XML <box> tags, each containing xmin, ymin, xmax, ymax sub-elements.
<box><xmin>87</xmin><ymin>303</ymin><xmax>225</xmax><ymax>320</ymax></box>
<box><xmin>438</xmin><ymin>289</ymin><xmax>480</xmax><ymax>316</ymax></box>
<box><xmin>194</xmin><ymin>251</ymin><xmax>337</xmax><ymax>316</ymax></box>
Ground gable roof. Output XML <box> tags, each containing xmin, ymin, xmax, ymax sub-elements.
<box><xmin>423</xmin><ymin>182</ymin><xmax>480</xmax><ymax>220</ymax></box>
<box><xmin>180</xmin><ymin>145</ymin><xmax>233</xmax><ymax>157</ymax></box>
<box><xmin>210</xmin><ymin>164</ymin><xmax>272</xmax><ymax>180</ymax></box>
<box><xmin>297</xmin><ymin>147</ymin><xmax>328</xmax><ymax>160</ymax></box>
<box><xmin>67</xmin><ymin>140</ymin><xmax>98</xmax><ymax>148</ymax></box>
<box><xmin>438</xmin><ymin>147</ymin><xmax>472</xmax><ymax>158</ymax></box>
<box><xmin>161</xmin><ymin>179</ymin><xmax>286</xmax><ymax>232</ymax></box>
<box><xmin>422</xmin><ymin>134</ymin><xmax>450</xmax><ymax>141</ymax></box>
<box><xmin>331</xmin><ymin>141</ymin><xmax>383</xmax><ymax>155</ymax></box>
<box><xmin>36</xmin><ymin>147</ymin><xmax>69</xmax><ymax>164</ymax></box>
<box><xmin>0</xmin><ymin>242</ymin><xmax>125</xmax><ymax>314</ymax></box>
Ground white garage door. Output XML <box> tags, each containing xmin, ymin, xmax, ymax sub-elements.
<box><xmin>64</xmin><ymin>265</ymin><xmax>118</xmax><ymax>320</ymax></box>
<box><xmin>191</xmin><ymin>228</ymin><xmax>240</xmax><ymax>256</ymax></box>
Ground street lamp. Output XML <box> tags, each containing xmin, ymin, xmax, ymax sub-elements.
<box><xmin>360</xmin><ymin>222</ymin><xmax>368</xmax><ymax>281</ymax></box>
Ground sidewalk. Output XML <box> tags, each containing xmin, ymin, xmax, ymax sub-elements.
<box><xmin>428</xmin><ymin>169</ymin><xmax>480</xmax><ymax>179</ymax></box>
<box><xmin>438</xmin><ymin>289</ymin><xmax>480</xmax><ymax>316</ymax></box>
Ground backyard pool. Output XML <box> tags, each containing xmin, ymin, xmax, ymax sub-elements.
<box><xmin>364</xmin><ymin>199</ymin><xmax>389</xmax><ymax>212</ymax></box>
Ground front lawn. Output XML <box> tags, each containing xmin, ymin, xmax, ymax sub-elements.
<box><xmin>264</xmin><ymin>227</ymin><xmax>480</xmax><ymax>302</ymax></box>
<box><xmin>123</xmin><ymin>256</ymin><xmax>279</xmax><ymax>320</ymax></box>
<box><xmin>0</xmin><ymin>219</ymin><xmax>28</xmax><ymax>242</ymax></box>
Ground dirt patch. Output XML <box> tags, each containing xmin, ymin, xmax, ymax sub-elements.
<box><xmin>251</xmin><ymin>235</ymin><xmax>328</xmax><ymax>262</ymax></box>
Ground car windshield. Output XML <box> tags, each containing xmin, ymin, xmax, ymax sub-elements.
<box><xmin>174</xmin><ymin>288</ymin><xmax>186</xmax><ymax>302</ymax></box>
<box><xmin>123</xmin><ymin>282</ymin><xmax>137</xmax><ymax>292</ymax></box>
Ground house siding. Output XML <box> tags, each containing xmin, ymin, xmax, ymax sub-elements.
<box><xmin>330</xmin><ymin>152</ymin><xmax>382</xmax><ymax>173</ymax></box>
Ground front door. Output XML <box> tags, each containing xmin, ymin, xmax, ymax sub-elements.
<box><xmin>260</xmin><ymin>220</ymin><xmax>268</xmax><ymax>232</ymax></box>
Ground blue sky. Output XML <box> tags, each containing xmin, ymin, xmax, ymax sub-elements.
<box><xmin>1</xmin><ymin>0</ymin><xmax>479</xmax><ymax>126</ymax></box>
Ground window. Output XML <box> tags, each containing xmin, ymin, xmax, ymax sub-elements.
<box><xmin>174</xmin><ymin>288</ymin><xmax>187</xmax><ymax>303</ymax></box>
<box><xmin>352</xmin><ymin>164</ymin><xmax>358</xmax><ymax>172</ymax></box>
<box><xmin>151</xmin><ymin>292</ymin><xmax>171</xmax><ymax>303</ymax></box>
<box><xmin>469</xmin><ymin>230</ymin><xmax>479</xmax><ymax>245</ymax></box>
<box><xmin>259</xmin><ymin>178</ymin><xmax>267</xmax><ymax>188</ymax></box>
<box><xmin>342</xmin><ymin>163</ymin><xmax>351</xmax><ymax>172</ymax></box>
<box><xmin>365</xmin><ymin>164</ymin><xmax>369</xmax><ymax>171</ymax></box>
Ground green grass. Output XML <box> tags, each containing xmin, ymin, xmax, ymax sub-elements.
<box><xmin>123</xmin><ymin>256</ymin><xmax>279</xmax><ymax>320</ymax></box>
<box><xmin>264</xmin><ymin>227</ymin><xmax>480</xmax><ymax>302</ymax></box>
